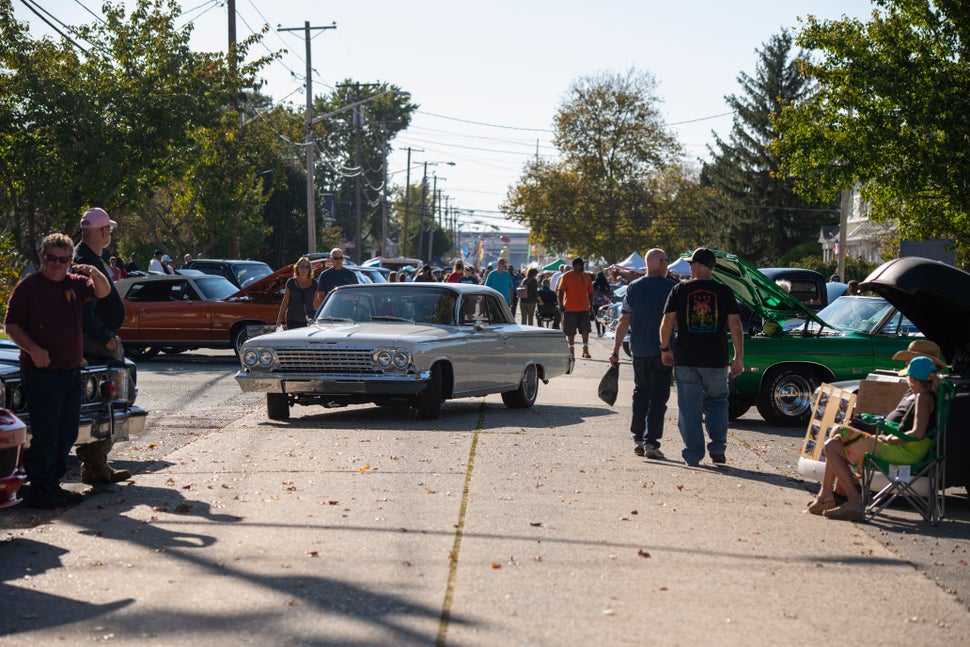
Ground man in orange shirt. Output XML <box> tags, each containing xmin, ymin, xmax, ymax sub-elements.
<box><xmin>557</xmin><ymin>257</ymin><xmax>594</xmax><ymax>358</ymax></box>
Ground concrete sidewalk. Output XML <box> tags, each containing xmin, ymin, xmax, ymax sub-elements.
<box><xmin>1</xmin><ymin>341</ymin><xmax>968</xmax><ymax>645</ymax></box>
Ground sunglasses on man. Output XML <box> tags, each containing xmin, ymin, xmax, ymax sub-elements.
<box><xmin>44</xmin><ymin>253</ymin><xmax>71</xmax><ymax>265</ymax></box>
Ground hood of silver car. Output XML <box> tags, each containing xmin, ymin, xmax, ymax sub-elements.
<box><xmin>247</xmin><ymin>322</ymin><xmax>452</xmax><ymax>347</ymax></box>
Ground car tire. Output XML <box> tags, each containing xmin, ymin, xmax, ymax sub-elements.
<box><xmin>413</xmin><ymin>364</ymin><xmax>443</xmax><ymax>420</ymax></box>
<box><xmin>125</xmin><ymin>345</ymin><xmax>160</xmax><ymax>360</ymax></box>
<box><xmin>267</xmin><ymin>393</ymin><xmax>290</xmax><ymax>421</ymax></box>
<box><xmin>502</xmin><ymin>364</ymin><xmax>539</xmax><ymax>408</ymax></box>
<box><xmin>232</xmin><ymin>326</ymin><xmax>254</xmax><ymax>357</ymax></box>
<box><xmin>728</xmin><ymin>397</ymin><xmax>751</xmax><ymax>421</ymax></box>
<box><xmin>756</xmin><ymin>366</ymin><xmax>820</xmax><ymax>426</ymax></box>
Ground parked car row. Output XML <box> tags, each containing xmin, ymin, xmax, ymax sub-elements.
<box><xmin>115</xmin><ymin>257</ymin><xmax>388</xmax><ymax>359</ymax></box>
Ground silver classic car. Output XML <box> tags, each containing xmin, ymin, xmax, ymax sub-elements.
<box><xmin>235</xmin><ymin>282</ymin><xmax>575</xmax><ymax>420</ymax></box>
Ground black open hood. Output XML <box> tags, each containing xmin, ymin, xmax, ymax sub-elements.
<box><xmin>860</xmin><ymin>257</ymin><xmax>970</xmax><ymax>371</ymax></box>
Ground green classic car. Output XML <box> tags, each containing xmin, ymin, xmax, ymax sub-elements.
<box><xmin>695</xmin><ymin>251</ymin><xmax>922</xmax><ymax>426</ymax></box>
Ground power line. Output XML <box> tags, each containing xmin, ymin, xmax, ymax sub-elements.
<box><xmin>417</xmin><ymin>109</ymin><xmax>553</xmax><ymax>133</ymax></box>
<box><xmin>70</xmin><ymin>0</ymin><xmax>105</xmax><ymax>24</ymax></box>
<box><xmin>17</xmin><ymin>0</ymin><xmax>89</xmax><ymax>54</ymax></box>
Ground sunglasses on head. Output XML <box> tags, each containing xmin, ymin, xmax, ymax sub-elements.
<box><xmin>44</xmin><ymin>253</ymin><xmax>71</xmax><ymax>265</ymax></box>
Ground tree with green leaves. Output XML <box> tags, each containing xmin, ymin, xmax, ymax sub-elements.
<box><xmin>701</xmin><ymin>30</ymin><xmax>835</xmax><ymax>265</ymax></box>
<box><xmin>0</xmin><ymin>0</ymin><xmax>271</xmax><ymax>263</ymax></box>
<box><xmin>503</xmin><ymin>68</ymin><xmax>685</xmax><ymax>262</ymax></box>
<box><xmin>774</xmin><ymin>1</ymin><xmax>970</xmax><ymax>265</ymax></box>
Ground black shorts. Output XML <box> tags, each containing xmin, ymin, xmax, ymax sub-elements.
<box><xmin>562</xmin><ymin>310</ymin><xmax>591</xmax><ymax>336</ymax></box>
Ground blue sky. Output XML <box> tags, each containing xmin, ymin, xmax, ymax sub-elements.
<box><xmin>15</xmin><ymin>1</ymin><xmax>876</xmax><ymax>231</ymax></box>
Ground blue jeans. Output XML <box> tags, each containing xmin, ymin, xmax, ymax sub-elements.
<box><xmin>23</xmin><ymin>368</ymin><xmax>82</xmax><ymax>490</ymax></box>
<box><xmin>674</xmin><ymin>365</ymin><xmax>730</xmax><ymax>464</ymax></box>
<box><xmin>631</xmin><ymin>355</ymin><xmax>672</xmax><ymax>448</ymax></box>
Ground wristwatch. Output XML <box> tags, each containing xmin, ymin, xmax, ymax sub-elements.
<box><xmin>660</xmin><ymin>346</ymin><xmax>670</xmax><ymax>352</ymax></box>
<box><xmin>610</xmin><ymin>351</ymin><xmax>618</xmax><ymax>357</ymax></box>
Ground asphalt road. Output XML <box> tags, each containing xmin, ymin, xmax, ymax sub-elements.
<box><xmin>1</xmin><ymin>341</ymin><xmax>969</xmax><ymax>645</ymax></box>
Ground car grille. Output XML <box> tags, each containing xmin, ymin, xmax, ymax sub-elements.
<box><xmin>276</xmin><ymin>348</ymin><xmax>378</xmax><ymax>374</ymax></box>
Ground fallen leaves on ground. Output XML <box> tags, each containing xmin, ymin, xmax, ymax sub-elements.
<box><xmin>637</xmin><ymin>549</ymin><xmax>651</xmax><ymax>559</ymax></box>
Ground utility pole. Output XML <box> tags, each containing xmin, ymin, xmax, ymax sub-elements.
<box><xmin>402</xmin><ymin>148</ymin><xmax>413</xmax><ymax>258</ymax></box>
<box><xmin>336</xmin><ymin>82</ymin><xmax>381</xmax><ymax>263</ymax></box>
<box><xmin>379</xmin><ymin>123</ymin><xmax>388</xmax><ymax>258</ymax></box>
<box><xmin>416</xmin><ymin>161</ymin><xmax>428</xmax><ymax>261</ymax></box>
<box><xmin>279</xmin><ymin>20</ymin><xmax>336</xmax><ymax>254</ymax></box>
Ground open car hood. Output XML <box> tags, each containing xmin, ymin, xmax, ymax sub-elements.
<box><xmin>692</xmin><ymin>250</ymin><xmax>829</xmax><ymax>327</ymax></box>
<box><xmin>861</xmin><ymin>257</ymin><xmax>970</xmax><ymax>367</ymax></box>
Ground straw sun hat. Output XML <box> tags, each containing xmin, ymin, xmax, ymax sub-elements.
<box><xmin>892</xmin><ymin>339</ymin><xmax>947</xmax><ymax>369</ymax></box>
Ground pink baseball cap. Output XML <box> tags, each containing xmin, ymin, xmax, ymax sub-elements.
<box><xmin>80</xmin><ymin>207</ymin><xmax>117</xmax><ymax>229</ymax></box>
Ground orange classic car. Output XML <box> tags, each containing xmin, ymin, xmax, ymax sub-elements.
<box><xmin>116</xmin><ymin>259</ymin><xmax>387</xmax><ymax>359</ymax></box>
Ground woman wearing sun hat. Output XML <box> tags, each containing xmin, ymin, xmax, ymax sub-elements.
<box><xmin>807</xmin><ymin>355</ymin><xmax>940</xmax><ymax>521</ymax></box>
<box><xmin>892</xmin><ymin>339</ymin><xmax>948</xmax><ymax>370</ymax></box>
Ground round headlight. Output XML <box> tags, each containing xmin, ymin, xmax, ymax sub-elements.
<box><xmin>374</xmin><ymin>349</ymin><xmax>393</xmax><ymax>369</ymax></box>
<box><xmin>84</xmin><ymin>376</ymin><xmax>98</xmax><ymax>401</ymax></box>
<box><xmin>242</xmin><ymin>349</ymin><xmax>259</xmax><ymax>367</ymax></box>
<box><xmin>392</xmin><ymin>350</ymin><xmax>411</xmax><ymax>369</ymax></box>
<box><xmin>10</xmin><ymin>385</ymin><xmax>25</xmax><ymax>411</ymax></box>
<box><xmin>258</xmin><ymin>349</ymin><xmax>275</xmax><ymax>367</ymax></box>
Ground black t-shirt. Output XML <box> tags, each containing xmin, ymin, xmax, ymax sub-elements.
<box><xmin>316</xmin><ymin>267</ymin><xmax>358</xmax><ymax>295</ymax></box>
<box><xmin>285</xmin><ymin>277</ymin><xmax>318</xmax><ymax>323</ymax></box>
<box><xmin>663</xmin><ymin>278</ymin><xmax>739</xmax><ymax>368</ymax></box>
<box><xmin>74</xmin><ymin>241</ymin><xmax>126</xmax><ymax>340</ymax></box>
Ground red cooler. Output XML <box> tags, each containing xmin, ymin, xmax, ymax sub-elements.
<box><xmin>0</xmin><ymin>409</ymin><xmax>27</xmax><ymax>508</ymax></box>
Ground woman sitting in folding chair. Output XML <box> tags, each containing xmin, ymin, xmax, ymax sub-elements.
<box><xmin>807</xmin><ymin>355</ymin><xmax>940</xmax><ymax>521</ymax></box>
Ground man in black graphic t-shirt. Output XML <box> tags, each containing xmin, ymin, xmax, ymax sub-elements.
<box><xmin>659</xmin><ymin>248</ymin><xmax>743</xmax><ymax>467</ymax></box>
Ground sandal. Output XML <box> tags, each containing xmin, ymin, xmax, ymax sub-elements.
<box><xmin>823</xmin><ymin>501</ymin><xmax>864</xmax><ymax>521</ymax></box>
<box><xmin>807</xmin><ymin>497</ymin><xmax>837</xmax><ymax>515</ymax></box>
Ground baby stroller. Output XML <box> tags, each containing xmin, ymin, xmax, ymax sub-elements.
<box><xmin>536</xmin><ymin>304</ymin><xmax>560</xmax><ymax>328</ymax></box>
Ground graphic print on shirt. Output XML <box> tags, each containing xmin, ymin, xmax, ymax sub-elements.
<box><xmin>686</xmin><ymin>289</ymin><xmax>717</xmax><ymax>333</ymax></box>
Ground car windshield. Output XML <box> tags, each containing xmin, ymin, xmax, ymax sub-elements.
<box><xmin>232</xmin><ymin>262</ymin><xmax>273</xmax><ymax>287</ymax></box>
<box><xmin>816</xmin><ymin>296</ymin><xmax>895</xmax><ymax>333</ymax></box>
<box><xmin>318</xmin><ymin>286</ymin><xmax>458</xmax><ymax>324</ymax></box>
<box><xmin>196</xmin><ymin>276</ymin><xmax>242</xmax><ymax>300</ymax></box>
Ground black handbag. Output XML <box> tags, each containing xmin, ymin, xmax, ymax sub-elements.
<box><xmin>598</xmin><ymin>365</ymin><xmax>619</xmax><ymax>406</ymax></box>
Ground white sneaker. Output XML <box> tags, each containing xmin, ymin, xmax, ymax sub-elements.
<box><xmin>644</xmin><ymin>444</ymin><xmax>665</xmax><ymax>460</ymax></box>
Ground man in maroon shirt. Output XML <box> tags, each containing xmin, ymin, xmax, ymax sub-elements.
<box><xmin>4</xmin><ymin>233</ymin><xmax>110</xmax><ymax>508</ymax></box>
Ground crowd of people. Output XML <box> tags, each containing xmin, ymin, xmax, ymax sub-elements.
<box><xmin>6</xmin><ymin>218</ymin><xmax>940</xmax><ymax>525</ymax></box>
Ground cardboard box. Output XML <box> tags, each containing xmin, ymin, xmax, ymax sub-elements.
<box><xmin>856</xmin><ymin>379</ymin><xmax>909</xmax><ymax>415</ymax></box>
<box><xmin>801</xmin><ymin>384</ymin><xmax>856</xmax><ymax>460</ymax></box>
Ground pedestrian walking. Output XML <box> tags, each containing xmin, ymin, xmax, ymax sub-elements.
<box><xmin>483</xmin><ymin>258</ymin><xmax>514</xmax><ymax>304</ymax></box>
<box><xmin>277</xmin><ymin>256</ymin><xmax>318</xmax><ymax>329</ymax></box>
<box><xmin>519</xmin><ymin>267</ymin><xmax>539</xmax><ymax>326</ymax></box>
<box><xmin>4</xmin><ymin>233</ymin><xmax>111</xmax><ymax>508</ymax></box>
<box><xmin>659</xmin><ymin>247</ymin><xmax>744</xmax><ymax>466</ymax></box>
<box><xmin>610</xmin><ymin>248</ymin><xmax>676</xmax><ymax>459</ymax></box>
<box><xmin>557</xmin><ymin>257</ymin><xmax>594</xmax><ymax>358</ymax></box>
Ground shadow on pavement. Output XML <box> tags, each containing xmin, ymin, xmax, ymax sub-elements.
<box><xmin>0</xmin><ymin>538</ymin><xmax>134</xmax><ymax>635</ymax></box>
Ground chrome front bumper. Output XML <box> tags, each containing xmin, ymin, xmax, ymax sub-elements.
<box><xmin>75</xmin><ymin>404</ymin><xmax>149</xmax><ymax>445</ymax></box>
<box><xmin>236</xmin><ymin>370</ymin><xmax>431</xmax><ymax>396</ymax></box>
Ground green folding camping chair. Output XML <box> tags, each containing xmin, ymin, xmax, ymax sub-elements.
<box><xmin>862</xmin><ymin>379</ymin><xmax>955</xmax><ymax>525</ymax></box>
